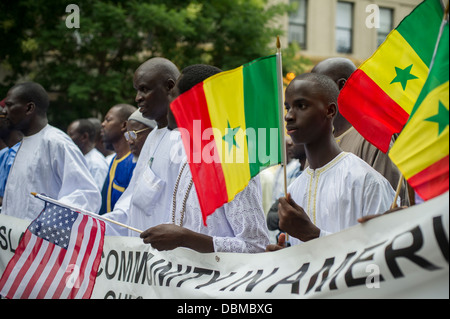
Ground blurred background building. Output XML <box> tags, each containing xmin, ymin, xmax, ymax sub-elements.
<box><xmin>0</xmin><ymin>0</ymin><xmax>426</xmax><ymax>127</ymax></box>
<box><xmin>276</xmin><ymin>0</ymin><xmax>422</xmax><ymax>66</ymax></box>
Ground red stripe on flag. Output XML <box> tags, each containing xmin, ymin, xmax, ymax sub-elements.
<box><xmin>0</xmin><ymin>203</ymin><xmax>104</xmax><ymax>299</ymax></box>
<box><xmin>0</xmin><ymin>230</ymin><xmax>32</xmax><ymax>295</ymax></box>
<box><xmin>408</xmin><ymin>155</ymin><xmax>449</xmax><ymax>201</ymax></box>
<box><xmin>9</xmin><ymin>235</ymin><xmax>43</xmax><ymax>298</ymax></box>
<box><xmin>51</xmin><ymin>213</ymin><xmax>89</xmax><ymax>298</ymax></box>
<box><xmin>82</xmin><ymin>220</ymin><xmax>105</xmax><ymax>299</ymax></box>
<box><xmin>35</xmin><ymin>244</ymin><xmax>67</xmax><ymax>298</ymax></box>
<box><xmin>21</xmin><ymin>240</ymin><xmax>56</xmax><ymax>298</ymax></box>
<box><xmin>171</xmin><ymin>82</ymin><xmax>228</xmax><ymax>223</ymax></box>
<box><xmin>69</xmin><ymin>217</ymin><xmax>98</xmax><ymax>299</ymax></box>
<box><xmin>338</xmin><ymin>69</ymin><xmax>410</xmax><ymax>153</ymax></box>
<box><xmin>0</xmin><ymin>230</ymin><xmax>34</xmax><ymax>298</ymax></box>
<box><xmin>36</xmin><ymin>213</ymin><xmax>84</xmax><ymax>298</ymax></box>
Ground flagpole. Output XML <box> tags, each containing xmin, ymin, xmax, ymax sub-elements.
<box><xmin>31</xmin><ymin>193</ymin><xmax>143</xmax><ymax>234</ymax></box>
<box><xmin>276</xmin><ymin>36</ymin><xmax>290</xmax><ymax>245</ymax></box>
<box><xmin>390</xmin><ymin>175</ymin><xmax>403</xmax><ymax>209</ymax></box>
<box><xmin>276</xmin><ymin>36</ymin><xmax>288</xmax><ymax>197</ymax></box>
<box><xmin>428</xmin><ymin>1</ymin><xmax>449</xmax><ymax>72</ymax></box>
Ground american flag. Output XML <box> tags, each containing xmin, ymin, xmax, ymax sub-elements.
<box><xmin>0</xmin><ymin>200</ymin><xmax>104</xmax><ymax>299</ymax></box>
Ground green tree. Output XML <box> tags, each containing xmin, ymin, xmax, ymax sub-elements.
<box><xmin>0</xmin><ymin>0</ymin><xmax>309</xmax><ymax>129</ymax></box>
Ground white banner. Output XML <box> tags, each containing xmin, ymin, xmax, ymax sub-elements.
<box><xmin>1</xmin><ymin>192</ymin><xmax>448</xmax><ymax>300</ymax></box>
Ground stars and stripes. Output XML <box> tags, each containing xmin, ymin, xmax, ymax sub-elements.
<box><xmin>28</xmin><ymin>204</ymin><xmax>77</xmax><ymax>249</ymax></box>
<box><xmin>0</xmin><ymin>201</ymin><xmax>105</xmax><ymax>299</ymax></box>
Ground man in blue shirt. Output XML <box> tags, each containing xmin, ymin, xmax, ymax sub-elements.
<box><xmin>99</xmin><ymin>103</ymin><xmax>137</xmax><ymax>214</ymax></box>
<box><xmin>0</xmin><ymin>98</ymin><xmax>23</xmax><ymax>207</ymax></box>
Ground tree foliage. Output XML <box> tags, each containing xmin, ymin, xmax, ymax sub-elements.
<box><xmin>0</xmin><ymin>0</ymin><xmax>310</xmax><ymax>129</ymax></box>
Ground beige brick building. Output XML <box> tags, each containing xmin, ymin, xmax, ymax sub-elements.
<box><xmin>276</xmin><ymin>0</ymin><xmax>423</xmax><ymax>66</ymax></box>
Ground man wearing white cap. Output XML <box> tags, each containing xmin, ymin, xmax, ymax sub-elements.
<box><xmin>124</xmin><ymin>110</ymin><xmax>157</xmax><ymax>162</ymax></box>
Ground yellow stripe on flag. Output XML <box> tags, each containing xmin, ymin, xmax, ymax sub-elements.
<box><xmin>203</xmin><ymin>67</ymin><xmax>251</xmax><ymax>201</ymax></box>
<box><xmin>360</xmin><ymin>30</ymin><xmax>429</xmax><ymax>115</ymax></box>
<box><xmin>389</xmin><ymin>81</ymin><xmax>449</xmax><ymax>179</ymax></box>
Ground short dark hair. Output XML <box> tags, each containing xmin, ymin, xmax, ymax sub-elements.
<box><xmin>136</xmin><ymin>57</ymin><xmax>180</xmax><ymax>84</ymax></box>
<box><xmin>12</xmin><ymin>81</ymin><xmax>49</xmax><ymax>114</ymax></box>
<box><xmin>311</xmin><ymin>57</ymin><xmax>357</xmax><ymax>82</ymax></box>
<box><xmin>88</xmin><ymin>117</ymin><xmax>102</xmax><ymax>142</ymax></box>
<box><xmin>292</xmin><ymin>73</ymin><xmax>340</xmax><ymax>105</ymax></box>
<box><xmin>113</xmin><ymin>104</ymin><xmax>137</xmax><ymax>122</ymax></box>
<box><xmin>177</xmin><ymin>64</ymin><xmax>222</xmax><ymax>94</ymax></box>
<box><xmin>75</xmin><ymin>119</ymin><xmax>97</xmax><ymax>143</ymax></box>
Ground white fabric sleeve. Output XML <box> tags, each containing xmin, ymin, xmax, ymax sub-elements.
<box><xmin>212</xmin><ymin>177</ymin><xmax>270</xmax><ymax>253</ymax></box>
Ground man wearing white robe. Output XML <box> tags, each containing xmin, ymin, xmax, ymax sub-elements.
<box><xmin>84</xmin><ymin>146</ymin><xmax>109</xmax><ymax>191</ymax></box>
<box><xmin>104</xmin><ymin>57</ymin><xmax>182</xmax><ymax>236</ymax></box>
<box><xmin>287</xmin><ymin>151</ymin><xmax>396</xmax><ymax>246</ymax></box>
<box><xmin>267</xmin><ymin>73</ymin><xmax>396</xmax><ymax>251</ymax></box>
<box><xmin>2</xmin><ymin>82</ymin><xmax>101</xmax><ymax>220</ymax></box>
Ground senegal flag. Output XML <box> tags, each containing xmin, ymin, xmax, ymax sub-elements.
<box><xmin>171</xmin><ymin>55</ymin><xmax>282</xmax><ymax>223</ymax></box>
<box><xmin>389</xmin><ymin>16</ymin><xmax>449</xmax><ymax>201</ymax></box>
<box><xmin>338</xmin><ymin>0</ymin><xmax>445</xmax><ymax>153</ymax></box>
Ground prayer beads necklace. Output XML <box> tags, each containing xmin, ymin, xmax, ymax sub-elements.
<box><xmin>171</xmin><ymin>162</ymin><xmax>194</xmax><ymax>227</ymax></box>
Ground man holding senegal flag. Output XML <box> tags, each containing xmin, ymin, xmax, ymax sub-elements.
<box><xmin>170</xmin><ymin>55</ymin><xmax>282</xmax><ymax>224</ymax></box>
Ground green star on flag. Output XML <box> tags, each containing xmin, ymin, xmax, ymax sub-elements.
<box><xmin>389</xmin><ymin>2</ymin><xmax>449</xmax><ymax>202</ymax></box>
<box><xmin>390</xmin><ymin>64</ymin><xmax>419</xmax><ymax>90</ymax></box>
<box><xmin>222</xmin><ymin>121</ymin><xmax>240</xmax><ymax>152</ymax></box>
<box><xmin>425</xmin><ymin>101</ymin><xmax>449</xmax><ymax>136</ymax></box>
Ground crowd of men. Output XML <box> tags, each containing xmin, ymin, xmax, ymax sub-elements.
<box><xmin>0</xmin><ymin>56</ymin><xmax>415</xmax><ymax>254</ymax></box>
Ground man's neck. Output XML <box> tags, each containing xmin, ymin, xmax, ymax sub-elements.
<box><xmin>305</xmin><ymin>135</ymin><xmax>342</xmax><ymax>170</ymax></box>
<box><xmin>113</xmin><ymin>140</ymin><xmax>131</xmax><ymax>159</ymax></box>
<box><xmin>5</xmin><ymin>130</ymin><xmax>23</xmax><ymax>148</ymax></box>
<box><xmin>333</xmin><ymin>114</ymin><xmax>352</xmax><ymax>137</ymax></box>
<box><xmin>82</xmin><ymin>144</ymin><xmax>95</xmax><ymax>156</ymax></box>
<box><xmin>156</xmin><ymin>117</ymin><xmax>168</xmax><ymax>130</ymax></box>
<box><xmin>298</xmin><ymin>157</ymin><xmax>306</xmax><ymax>170</ymax></box>
<box><xmin>24</xmin><ymin>117</ymin><xmax>48</xmax><ymax>137</ymax></box>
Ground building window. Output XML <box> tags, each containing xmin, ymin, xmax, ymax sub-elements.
<box><xmin>288</xmin><ymin>0</ymin><xmax>307</xmax><ymax>49</ymax></box>
<box><xmin>378</xmin><ymin>7</ymin><xmax>393</xmax><ymax>46</ymax></box>
<box><xmin>336</xmin><ymin>1</ymin><xmax>353</xmax><ymax>54</ymax></box>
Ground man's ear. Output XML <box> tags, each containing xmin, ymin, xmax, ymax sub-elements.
<box><xmin>336</xmin><ymin>78</ymin><xmax>346</xmax><ymax>90</ymax></box>
<box><xmin>81</xmin><ymin>131</ymin><xmax>90</xmax><ymax>144</ymax></box>
<box><xmin>25</xmin><ymin>102</ymin><xmax>36</xmax><ymax>115</ymax></box>
<box><xmin>327</xmin><ymin>102</ymin><xmax>337</xmax><ymax>119</ymax></box>
<box><xmin>166</xmin><ymin>78</ymin><xmax>176</xmax><ymax>92</ymax></box>
<box><xmin>120</xmin><ymin>120</ymin><xmax>128</xmax><ymax>133</ymax></box>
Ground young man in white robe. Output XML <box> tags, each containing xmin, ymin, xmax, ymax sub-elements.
<box><xmin>2</xmin><ymin>82</ymin><xmax>101</xmax><ymax>220</ymax></box>
<box><xmin>311</xmin><ymin>57</ymin><xmax>410</xmax><ymax>206</ymax></box>
<box><xmin>104</xmin><ymin>57</ymin><xmax>184</xmax><ymax>236</ymax></box>
<box><xmin>139</xmin><ymin>64</ymin><xmax>270</xmax><ymax>253</ymax></box>
<box><xmin>266</xmin><ymin>73</ymin><xmax>397</xmax><ymax>250</ymax></box>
